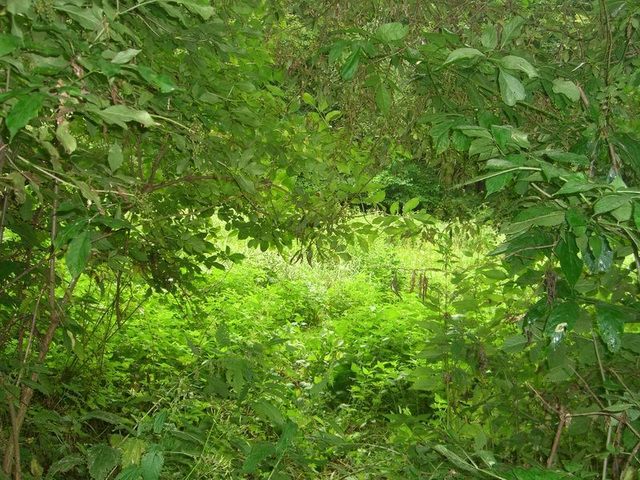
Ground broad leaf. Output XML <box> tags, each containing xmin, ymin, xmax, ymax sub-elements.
<box><xmin>501</xmin><ymin>16</ymin><xmax>525</xmax><ymax>47</ymax></box>
<box><xmin>111</xmin><ymin>49</ymin><xmax>142</xmax><ymax>64</ymax></box>
<box><xmin>114</xmin><ymin>467</ymin><xmax>142</xmax><ymax>480</ymax></box>
<box><xmin>56</xmin><ymin>121</ymin><xmax>77</xmax><ymax>154</ymax></box>
<box><xmin>552</xmin><ymin>79</ymin><xmax>580</xmax><ymax>102</ymax></box>
<box><xmin>66</xmin><ymin>230</ymin><xmax>92</xmax><ymax>278</ymax></box>
<box><xmin>403</xmin><ymin>197</ymin><xmax>420</xmax><ymax>213</ymax></box>
<box><xmin>6</xmin><ymin>93</ymin><xmax>45</xmax><ymax>140</ymax></box>
<box><xmin>481</xmin><ymin>25</ymin><xmax>498</xmax><ymax>50</ymax></box>
<box><xmin>55</xmin><ymin>5</ymin><xmax>102</xmax><ymax>30</ymax></box>
<box><xmin>555</xmin><ymin>179</ymin><xmax>597</xmax><ymax>196</ymax></box>
<box><xmin>556</xmin><ymin>234</ymin><xmax>582</xmax><ymax>287</ymax></box>
<box><xmin>444</xmin><ymin>48</ymin><xmax>484</xmax><ymax>64</ymax></box>
<box><xmin>108</xmin><ymin>142</ymin><xmax>124</xmax><ymax>171</ymax></box>
<box><xmin>120</xmin><ymin>438</ymin><xmax>146</xmax><ymax>467</ymax></box>
<box><xmin>152</xmin><ymin>411</ymin><xmax>167</xmax><ymax>434</ymax></box>
<box><xmin>566</xmin><ymin>208</ymin><xmax>587</xmax><ymax>236</ymax></box>
<box><xmin>546</xmin><ymin>300</ymin><xmax>580</xmax><ymax>347</ymax></box>
<box><xmin>543</xmin><ymin>150</ymin><xmax>589</xmax><ymax>165</ymax></box>
<box><xmin>498</xmin><ymin>70</ymin><xmax>526</xmax><ymax>106</ymax></box>
<box><xmin>95</xmin><ymin>105</ymin><xmax>156</xmax><ymax>129</ymax></box>
<box><xmin>242</xmin><ymin>442</ymin><xmax>275</xmax><ymax>474</ymax></box>
<box><xmin>87</xmin><ymin>445</ymin><xmax>120</xmax><ymax>480</ymax></box>
<box><xmin>375</xmin><ymin>22</ymin><xmax>409</xmax><ymax>43</ymax></box>
<box><xmin>340</xmin><ymin>49</ymin><xmax>360</xmax><ymax>80</ymax></box>
<box><xmin>7</xmin><ymin>0</ymin><xmax>32</xmax><ymax>15</ymax></box>
<box><xmin>596</xmin><ymin>303</ymin><xmax>626</xmax><ymax>352</ymax></box>
<box><xmin>593</xmin><ymin>195</ymin><xmax>630</xmax><ymax>215</ymax></box>
<box><xmin>47</xmin><ymin>454</ymin><xmax>85</xmax><ymax>477</ymax></box>
<box><xmin>174</xmin><ymin>0</ymin><xmax>214</xmax><ymax>20</ymax></box>
<box><xmin>503</xmin><ymin>206</ymin><xmax>564</xmax><ymax>234</ymax></box>
<box><xmin>375</xmin><ymin>83</ymin><xmax>391</xmax><ymax>114</ymax></box>
<box><xmin>140</xmin><ymin>449</ymin><xmax>163</xmax><ymax>480</ymax></box>
<box><xmin>486</xmin><ymin>172</ymin><xmax>513</xmax><ymax>196</ymax></box>
<box><xmin>500</xmin><ymin>55</ymin><xmax>538</xmax><ymax>78</ymax></box>
<box><xmin>0</xmin><ymin>34</ymin><xmax>21</xmax><ymax>57</ymax></box>
<box><xmin>137</xmin><ymin>66</ymin><xmax>177</xmax><ymax>93</ymax></box>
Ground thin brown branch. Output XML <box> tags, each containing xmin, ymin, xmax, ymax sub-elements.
<box><xmin>547</xmin><ymin>407</ymin><xmax>568</xmax><ymax>468</ymax></box>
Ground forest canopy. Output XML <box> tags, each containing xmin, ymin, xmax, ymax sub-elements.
<box><xmin>1</xmin><ymin>0</ymin><xmax>640</xmax><ymax>479</ymax></box>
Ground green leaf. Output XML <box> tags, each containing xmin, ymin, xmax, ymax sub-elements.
<box><xmin>46</xmin><ymin>454</ymin><xmax>85</xmax><ymax>478</ymax></box>
<box><xmin>523</xmin><ymin>299</ymin><xmax>550</xmax><ymax>328</ymax></box>
<box><xmin>276</xmin><ymin>420</ymin><xmax>298</xmax><ymax>454</ymax></box>
<box><xmin>66</xmin><ymin>230</ymin><xmax>91</xmax><ymax>278</ymax></box>
<box><xmin>152</xmin><ymin>411</ymin><xmax>167</xmax><ymax>434</ymax></box>
<box><xmin>26</xmin><ymin>54</ymin><xmax>68</xmax><ymax>74</ymax></box>
<box><xmin>403</xmin><ymin>197</ymin><xmax>420</xmax><ymax>213</ymax></box>
<box><xmin>368</xmin><ymin>189</ymin><xmax>386</xmax><ymax>204</ymax></box>
<box><xmin>566</xmin><ymin>208</ymin><xmax>587</xmax><ymax>236</ymax></box>
<box><xmin>95</xmin><ymin>105</ymin><xmax>156</xmax><ymax>129</ymax></box>
<box><xmin>301</xmin><ymin>92</ymin><xmax>315</xmax><ymax>106</ymax></box>
<box><xmin>56</xmin><ymin>121</ymin><xmax>77</xmax><ymax>154</ymax></box>
<box><xmin>498</xmin><ymin>69</ymin><xmax>526</xmax><ymax>106</ymax></box>
<box><xmin>87</xmin><ymin>445</ymin><xmax>120</xmax><ymax>480</ymax></box>
<box><xmin>7</xmin><ymin>0</ymin><xmax>32</xmax><ymax>15</ymax></box>
<box><xmin>114</xmin><ymin>467</ymin><xmax>142</xmax><ymax>480</ymax></box>
<box><xmin>556</xmin><ymin>234</ymin><xmax>582</xmax><ymax>287</ymax></box>
<box><xmin>485</xmin><ymin>172</ymin><xmax>513</xmax><ymax>196</ymax></box>
<box><xmin>491</xmin><ymin>125</ymin><xmax>512</xmax><ymax>150</ymax></box>
<box><xmin>546</xmin><ymin>300</ymin><xmax>580</xmax><ymax>347</ymax></box>
<box><xmin>508</xmin><ymin>467</ymin><xmax>567</xmax><ymax>480</ymax></box>
<box><xmin>543</xmin><ymin>150</ymin><xmax>589</xmax><ymax>165</ymax></box>
<box><xmin>584</xmin><ymin>235</ymin><xmax>613</xmax><ymax>273</ymax></box>
<box><xmin>503</xmin><ymin>206</ymin><xmax>564</xmax><ymax>234</ymax></box>
<box><xmin>111</xmin><ymin>49</ymin><xmax>142</xmax><ymax>64</ymax></box>
<box><xmin>481</xmin><ymin>25</ymin><xmax>498</xmax><ymax>50</ymax></box>
<box><xmin>375</xmin><ymin>83</ymin><xmax>392</xmax><ymax>114</ymax></box>
<box><xmin>552</xmin><ymin>79</ymin><xmax>580</xmax><ymax>102</ymax></box>
<box><xmin>137</xmin><ymin>66</ymin><xmax>177</xmax><ymax>93</ymax></box>
<box><xmin>140</xmin><ymin>449</ymin><xmax>163</xmax><ymax>480</ymax></box>
<box><xmin>500</xmin><ymin>55</ymin><xmax>538</xmax><ymax>78</ymax></box>
<box><xmin>340</xmin><ymin>49</ymin><xmax>360</xmax><ymax>80</ymax></box>
<box><xmin>108</xmin><ymin>142</ymin><xmax>124</xmax><ymax>171</ymax></box>
<box><xmin>596</xmin><ymin>303</ymin><xmax>626</xmax><ymax>353</ymax></box>
<box><xmin>374</xmin><ymin>22</ymin><xmax>409</xmax><ymax>43</ymax></box>
<box><xmin>0</xmin><ymin>34</ymin><xmax>21</xmax><ymax>57</ymax></box>
<box><xmin>81</xmin><ymin>410</ymin><xmax>132</xmax><ymax>426</ymax></box>
<box><xmin>501</xmin><ymin>16</ymin><xmax>525</xmax><ymax>47</ymax></box>
<box><xmin>555</xmin><ymin>179</ymin><xmax>597</xmax><ymax>196</ymax></box>
<box><xmin>242</xmin><ymin>442</ymin><xmax>275</xmax><ymax>474</ymax></box>
<box><xmin>502</xmin><ymin>334</ymin><xmax>528</xmax><ymax>353</ymax></box>
<box><xmin>325</xmin><ymin>110</ymin><xmax>342</xmax><ymax>122</ymax></box>
<box><xmin>594</xmin><ymin>195</ymin><xmax>630</xmax><ymax>215</ymax></box>
<box><xmin>612</xmin><ymin>201</ymin><xmax>632</xmax><ymax>222</ymax></box>
<box><xmin>120</xmin><ymin>438</ymin><xmax>146</xmax><ymax>467</ymax></box>
<box><xmin>328</xmin><ymin>41</ymin><xmax>346</xmax><ymax>64</ymax></box>
<box><xmin>444</xmin><ymin>48</ymin><xmax>484</xmax><ymax>64</ymax></box>
<box><xmin>253</xmin><ymin>400</ymin><xmax>285</xmax><ymax>429</ymax></box>
<box><xmin>55</xmin><ymin>5</ymin><xmax>102</xmax><ymax>30</ymax></box>
<box><xmin>614</xmin><ymin>133</ymin><xmax>640</xmax><ymax>176</ymax></box>
<box><xmin>634</xmin><ymin>201</ymin><xmax>640</xmax><ymax>230</ymax></box>
<box><xmin>6</xmin><ymin>93</ymin><xmax>45</xmax><ymax>140</ymax></box>
<box><xmin>433</xmin><ymin>445</ymin><xmax>477</xmax><ymax>474</ymax></box>
<box><xmin>430</xmin><ymin>121</ymin><xmax>453</xmax><ymax>154</ymax></box>
<box><xmin>174</xmin><ymin>0</ymin><xmax>214</xmax><ymax>20</ymax></box>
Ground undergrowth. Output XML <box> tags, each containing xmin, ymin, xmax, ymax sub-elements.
<box><xmin>5</xmin><ymin>223</ymin><xmax>640</xmax><ymax>479</ymax></box>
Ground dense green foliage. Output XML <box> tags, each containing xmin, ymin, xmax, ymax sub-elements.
<box><xmin>1</xmin><ymin>0</ymin><xmax>640</xmax><ymax>478</ymax></box>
